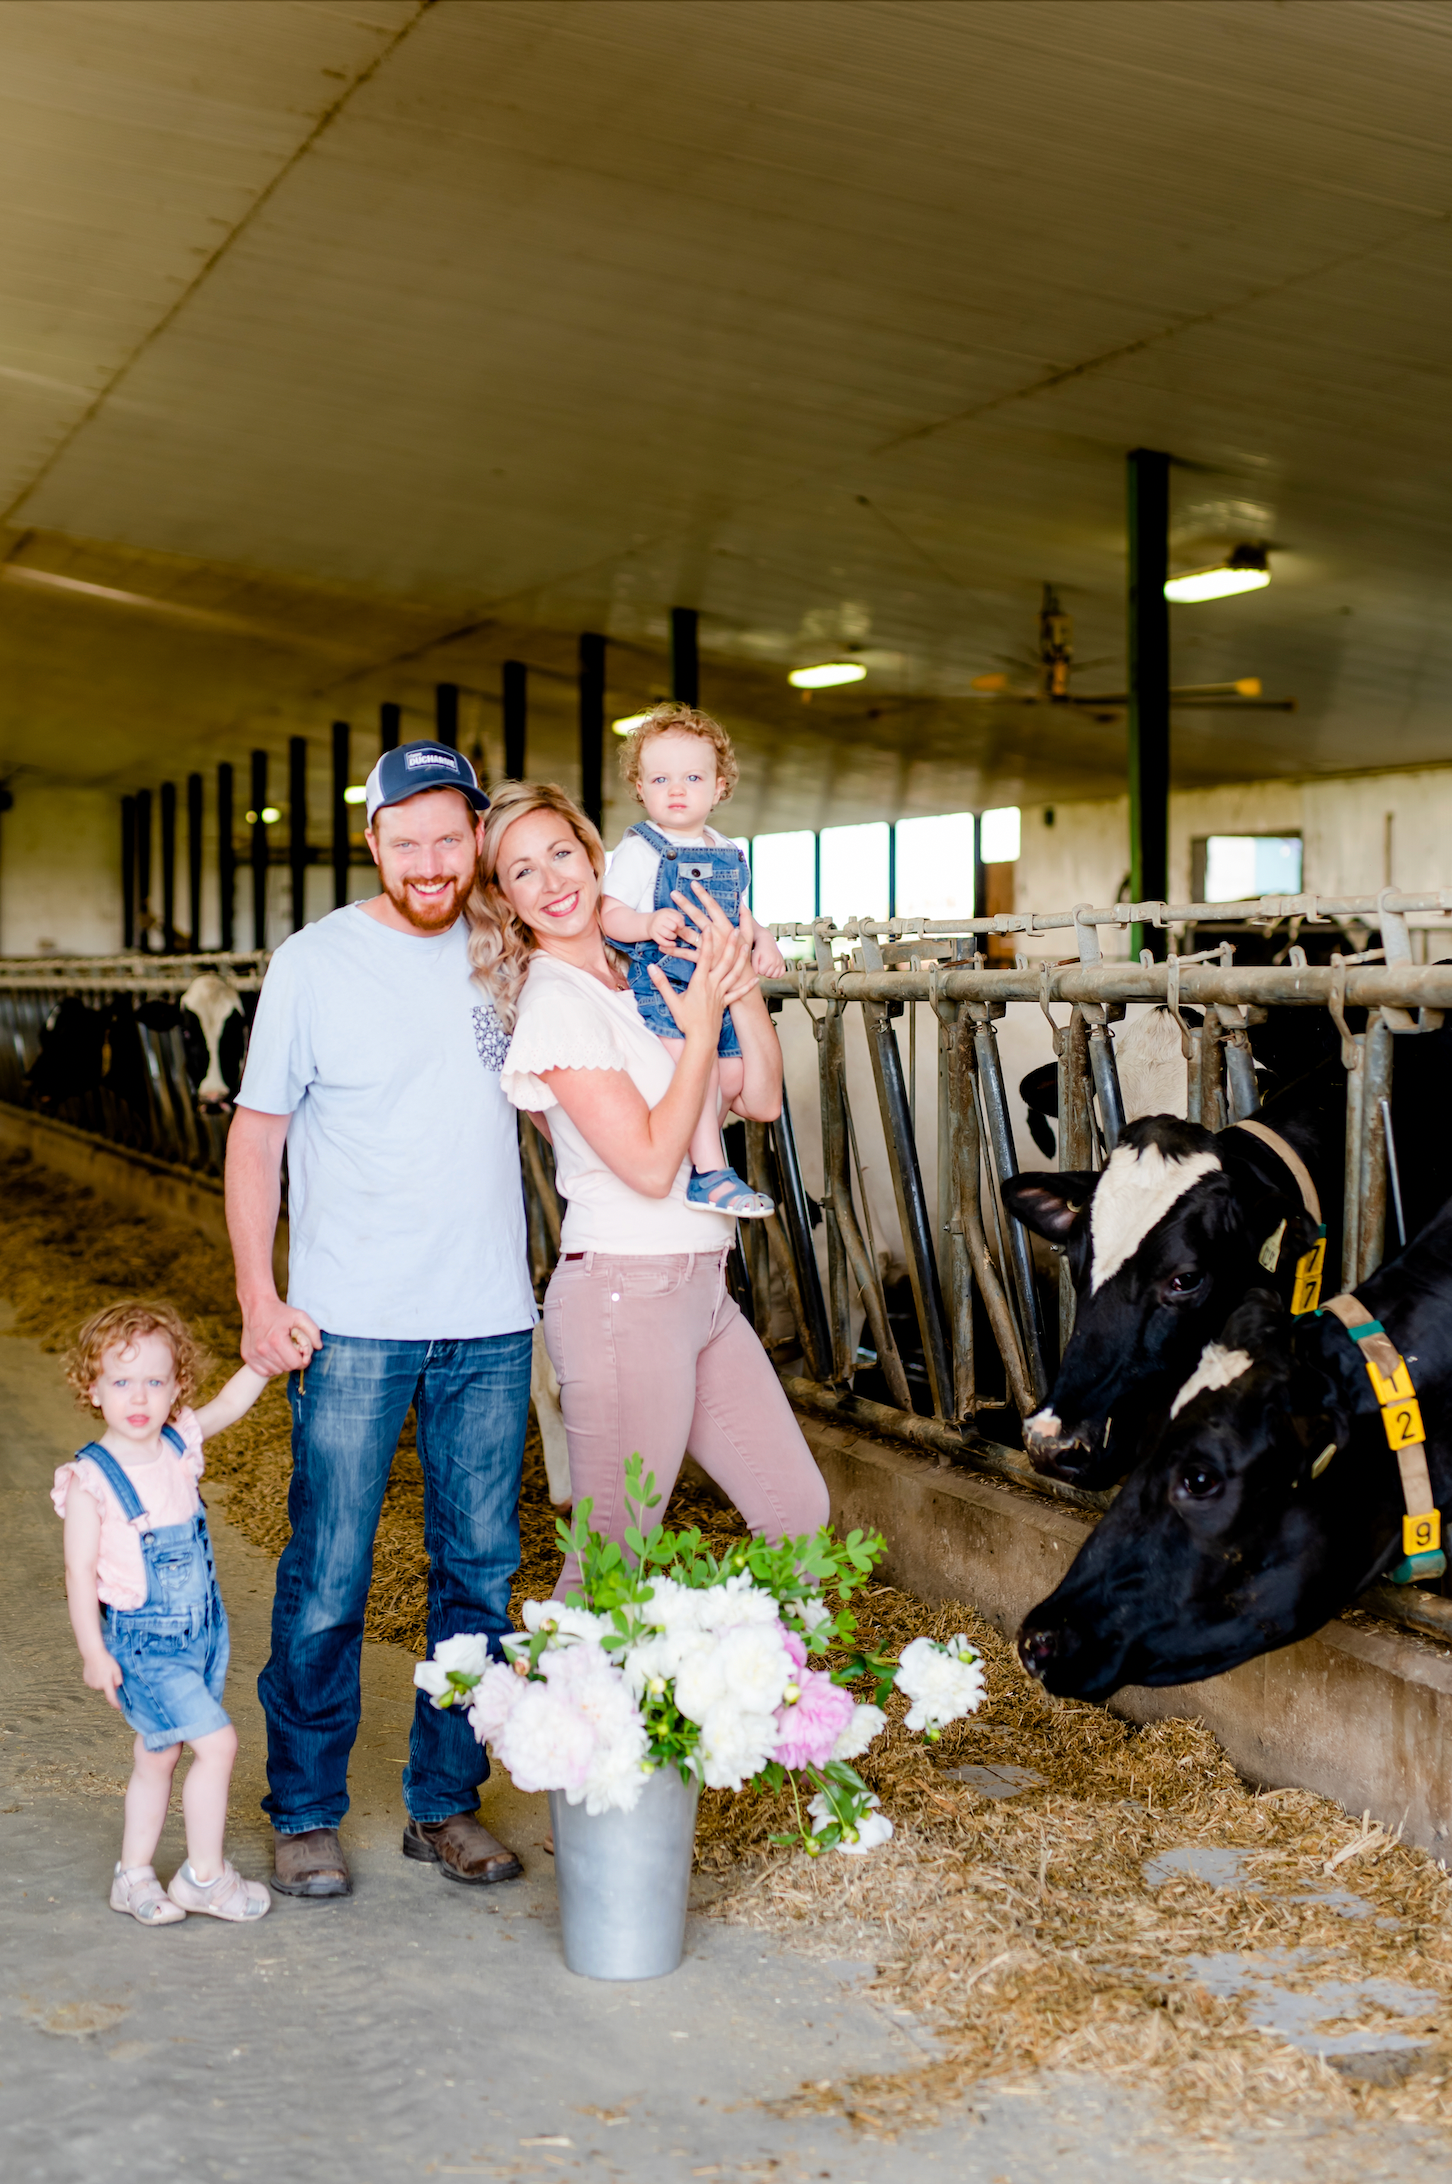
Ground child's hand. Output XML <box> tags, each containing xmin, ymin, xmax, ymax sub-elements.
<box><xmin>82</xmin><ymin>1648</ymin><xmax>124</xmax><ymax>1711</ymax></box>
<box><xmin>752</xmin><ymin>934</ymin><xmax>788</xmax><ymax>978</ymax></box>
<box><xmin>647</xmin><ymin>906</ymin><xmax>688</xmax><ymax>948</ymax></box>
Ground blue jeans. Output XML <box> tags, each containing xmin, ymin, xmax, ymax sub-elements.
<box><xmin>258</xmin><ymin>1328</ymin><xmax>533</xmax><ymax>1833</ymax></box>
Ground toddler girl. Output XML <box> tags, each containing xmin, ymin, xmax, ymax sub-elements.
<box><xmin>601</xmin><ymin>702</ymin><xmax>786</xmax><ymax>1215</ymax></box>
<box><xmin>54</xmin><ymin>1300</ymin><xmax>272</xmax><ymax>1926</ymax></box>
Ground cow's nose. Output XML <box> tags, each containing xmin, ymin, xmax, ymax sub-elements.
<box><xmin>1017</xmin><ymin>1625</ymin><xmax>1076</xmax><ymax>1681</ymax></box>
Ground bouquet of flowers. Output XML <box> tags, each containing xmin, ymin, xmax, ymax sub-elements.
<box><xmin>415</xmin><ymin>1457</ymin><xmax>986</xmax><ymax>1855</ymax></box>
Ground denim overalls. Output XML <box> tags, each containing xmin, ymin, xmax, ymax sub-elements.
<box><xmin>84</xmin><ymin>1432</ymin><xmax>232</xmax><ymax>1752</ymax></box>
<box><xmin>622</xmin><ymin>821</ymin><xmax>748</xmax><ymax>1058</ymax></box>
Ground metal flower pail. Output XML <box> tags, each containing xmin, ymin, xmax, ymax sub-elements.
<box><xmin>548</xmin><ymin>1763</ymin><xmax>700</xmax><ymax>1980</ymax></box>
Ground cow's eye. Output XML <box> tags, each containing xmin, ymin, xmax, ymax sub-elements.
<box><xmin>1175</xmin><ymin>1462</ymin><xmax>1223</xmax><ymax>1501</ymax></box>
<box><xmin>1163</xmin><ymin>1270</ymin><xmax>1206</xmax><ymax>1302</ymax></box>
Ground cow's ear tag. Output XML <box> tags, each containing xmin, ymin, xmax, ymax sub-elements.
<box><xmin>1310</xmin><ymin>1440</ymin><xmax>1337</xmax><ymax>1479</ymax></box>
<box><xmin>1290</xmin><ymin>1227</ymin><xmax>1327</xmax><ymax>1316</ymax></box>
<box><xmin>1259</xmin><ymin>1219</ymin><xmax>1286</xmax><ymax>1272</ymax></box>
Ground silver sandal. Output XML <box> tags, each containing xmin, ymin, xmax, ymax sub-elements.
<box><xmin>167</xmin><ymin>1859</ymin><xmax>272</xmax><ymax>1921</ymax></box>
<box><xmin>110</xmin><ymin>1862</ymin><xmax>187</xmax><ymax>1926</ymax></box>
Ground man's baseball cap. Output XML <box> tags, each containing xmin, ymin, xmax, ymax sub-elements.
<box><xmin>364</xmin><ymin>740</ymin><xmax>490</xmax><ymax>825</ymax></box>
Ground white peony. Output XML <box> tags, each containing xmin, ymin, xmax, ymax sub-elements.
<box><xmin>831</xmin><ymin>1702</ymin><xmax>888</xmax><ymax>1762</ymax></box>
<box><xmin>696</xmin><ymin>1698</ymin><xmax>780</xmax><ymax>1790</ymax></box>
<box><xmin>494</xmin><ymin>1685</ymin><xmax>596</xmax><ymax>1794</ymax></box>
<box><xmin>694</xmin><ymin>1574</ymin><xmax>783</xmax><ymax>1634</ymax></box>
<box><xmin>414</xmin><ymin>1630</ymin><xmax>494</xmax><ymax>1703</ymax></box>
<box><xmin>808</xmin><ymin>1789</ymin><xmax>894</xmax><ymax>1855</ymax></box>
<box><xmin>894</xmin><ymin>1634</ymin><xmax>986</xmax><ymax>1733</ymax></box>
<box><xmin>784</xmin><ymin>1597</ymin><xmax>832</xmax><ymax>1633</ymax></box>
<box><xmin>519</xmin><ymin>1598</ymin><xmax>611</xmax><ymax>1645</ymax></box>
<box><xmin>464</xmin><ymin>1661</ymin><xmax>526</xmax><ymax>1743</ymax></box>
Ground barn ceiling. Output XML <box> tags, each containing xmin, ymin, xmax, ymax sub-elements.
<box><xmin>4</xmin><ymin>0</ymin><xmax>1452</xmax><ymax>839</ymax></box>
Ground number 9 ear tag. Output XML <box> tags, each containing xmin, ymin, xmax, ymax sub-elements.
<box><xmin>1403</xmin><ymin>1510</ymin><xmax>1442</xmax><ymax>1557</ymax></box>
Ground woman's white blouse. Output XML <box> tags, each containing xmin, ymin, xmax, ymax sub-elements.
<box><xmin>500</xmin><ymin>954</ymin><xmax>735</xmax><ymax>1254</ymax></box>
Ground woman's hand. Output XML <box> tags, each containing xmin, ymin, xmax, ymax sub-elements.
<box><xmin>649</xmin><ymin>885</ymin><xmax>753</xmax><ymax>1036</ymax></box>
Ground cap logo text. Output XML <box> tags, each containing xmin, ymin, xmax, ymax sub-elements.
<box><xmin>404</xmin><ymin>750</ymin><xmax>458</xmax><ymax>771</ymax></box>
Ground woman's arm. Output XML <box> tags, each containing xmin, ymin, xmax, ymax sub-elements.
<box><xmin>540</xmin><ymin>912</ymin><xmax>751</xmax><ymax>1198</ymax></box>
<box><xmin>63</xmin><ymin>1490</ymin><xmax>123</xmax><ymax>1709</ymax></box>
<box><xmin>669</xmin><ymin>883</ymin><xmax>783</xmax><ymax>1124</ymax></box>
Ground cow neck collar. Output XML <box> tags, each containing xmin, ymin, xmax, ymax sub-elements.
<box><xmin>1319</xmin><ymin>1292</ymin><xmax>1445</xmax><ymax>1584</ymax></box>
<box><xmin>1225</xmin><ymin>1118</ymin><xmax>1323</xmax><ymax>1227</ymax></box>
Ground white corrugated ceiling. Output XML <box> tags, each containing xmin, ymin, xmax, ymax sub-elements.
<box><xmin>4</xmin><ymin>0</ymin><xmax>1452</xmax><ymax>835</ymax></box>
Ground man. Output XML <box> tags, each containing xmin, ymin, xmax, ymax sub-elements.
<box><xmin>226</xmin><ymin>740</ymin><xmax>534</xmax><ymax>1899</ymax></box>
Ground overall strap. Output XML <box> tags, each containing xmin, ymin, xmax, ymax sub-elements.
<box><xmin>161</xmin><ymin>1423</ymin><xmax>187</xmax><ymax>1457</ymax></box>
<box><xmin>628</xmin><ymin>820</ymin><xmax>675</xmax><ymax>855</ymax></box>
<box><xmin>74</xmin><ymin>1443</ymin><xmax>148</xmax><ymax>1525</ymax></box>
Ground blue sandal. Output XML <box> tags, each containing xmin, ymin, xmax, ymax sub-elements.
<box><xmin>686</xmin><ymin>1166</ymin><xmax>774</xmax><ymax>1218</ymax></box>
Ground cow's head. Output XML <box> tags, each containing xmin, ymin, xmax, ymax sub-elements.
<box><xmin>1002</xmin><ymin>1115</ymin><xmax>1317</xmax><ymax>1487</ymax></box>
<box><xmin>1015</xmin><ymin>1291</ymin><xmax>1397</xmax><ymax>1699</ymax></box>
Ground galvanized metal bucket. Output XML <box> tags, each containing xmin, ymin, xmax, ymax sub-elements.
<box><xmin>548</xmin><ymin>1764</ymin><xmax>700</xmax><ymax>1981</ymax></box>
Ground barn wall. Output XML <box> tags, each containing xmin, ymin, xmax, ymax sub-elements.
<box><xmin>1013</xmin><ymin>763</ymin><xmax>1452</xmax><ymax>956</ymax></box>
<box><xmin>0</xmin><ymin>786</ymin><xmax>122</xmax><ymax>956</ymax></box>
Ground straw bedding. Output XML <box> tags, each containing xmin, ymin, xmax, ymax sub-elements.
<box><xmin>7</xmin><ymin>1148</ymin><xmax>1452</xmax><ymax>2139</ymax></box>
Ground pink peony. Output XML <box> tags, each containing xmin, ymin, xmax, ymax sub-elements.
<box><xmin>781</xmin><ymin>1626</ymin><xmax>807</xmax><ymax>1672</ymax></box>
<box><xmin>772</xmin><ymin>1668</ymin><xmax>855</xmax><ymax>1771</ymax></box>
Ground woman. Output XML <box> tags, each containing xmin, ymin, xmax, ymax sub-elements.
<box><xmin>467</xmin><ymin>782</ymin><xmax>829</xmax><ymax>1594</ymax></box>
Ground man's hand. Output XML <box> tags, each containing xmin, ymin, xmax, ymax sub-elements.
<box><xmin>240</xmin><ymin>1294</ymin><xmax>322</xmax><ymax>1377</ymax></box>
<box><xmin>82</xmin><ymin>1648</ymin><xmax>124</xmax><ymax>1711</ymax></box>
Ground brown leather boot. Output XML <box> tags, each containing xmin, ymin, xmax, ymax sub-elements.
<box><xmin>272</xmin><ymin>1827</ymin><xmax>351</xmax><ymax>1898</ymax></box>
<box><xmin>402</xmin><ymin>1812</ymin><xmax>522</xmax><ymax>1885</ymax></box>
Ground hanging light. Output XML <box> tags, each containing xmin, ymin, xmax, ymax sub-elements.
<box><xmin>612</xmin><ymin>711</ymin><xmax>652</xmax><ymax>736</ymax></box>
<box><xmin>245</xmin><ymin>807</ymin><xmax>282</xmax><ymax>825</ymax></box>
<box><xmin>1165</xmin><ymin>544</ymin><xmax>1271</xmax><ymax>604</ymax></box>
<box><xmin>342</xmin><ymin>785</ymin><xmax>367</xmax><ymax>805</ymax></box>
<box><xmin>788</xmin><ymin>662</ymin><xmax>867</xmax><ymax>689</ymax></box>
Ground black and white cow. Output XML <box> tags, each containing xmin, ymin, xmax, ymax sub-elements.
<box><xmin>1016</xmin><ymin>1200</ymin><xmax>1452</xmax><ymax>1700</ymax></box>
<box><xmin>178</xmin><ymin>973</ymin><xmax>247</xmax><ymax>1110</ymax></box>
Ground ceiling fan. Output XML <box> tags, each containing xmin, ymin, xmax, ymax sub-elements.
<box><xmin>969</xmin><ymin>584</ymin><xmax>1295</xmax><ymax>717</ymax></box>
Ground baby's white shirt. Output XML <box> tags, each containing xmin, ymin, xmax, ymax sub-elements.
<box><xmin>603</xmin><ymin>824</ymin><xmax>747</xmax><ymax>916</ymax></box>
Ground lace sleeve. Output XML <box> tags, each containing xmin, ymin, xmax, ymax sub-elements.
<box><xmin>500</xmin><ymin>973</ymin><xmax>630</xmax><ymax>1112</ymax></box>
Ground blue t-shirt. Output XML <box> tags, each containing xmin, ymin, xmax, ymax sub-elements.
<box><xmin>237</xmin><ymin>906</ymin><xmax>534</xmax><ymax>1341</ymax></box>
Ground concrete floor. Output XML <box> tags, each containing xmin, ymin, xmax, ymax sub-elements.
<box><xmin>3</xmin><ymin>1312</ymin><xmax>1450</xmax><ymax>2184</ymax></box>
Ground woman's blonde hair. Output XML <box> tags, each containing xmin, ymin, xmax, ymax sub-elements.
<box><xmin>617</xmin><ymin>703</ymin><xmax>738</xmax><ymax>803</ymax></box>
<box><xmin>466</xmin><ymin>781</ymin><xmax>609</xmax><ymax>1029</ymax></box>
<box><xmin>64</xmin><ymin>1300</ymin><xmax>210</xmax><ymax>1416</ymax></box>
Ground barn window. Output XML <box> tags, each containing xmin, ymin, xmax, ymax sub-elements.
<box><xmin>751</xmin><ymin>830</ymin><xmax>817</xmax><ymax>956</ymax></box>
<box><xmin>820</xmin><ymin>822</ymin><xmax>891</xmax><ymax>924</ymax></box>
<box><xmin>895</xmin><ymin>811</ymin><xmax>976</xmax><ymax>919</ymax></box>
<box><xmin>1192</xmin><ymin>835</ymin><xmax>1303</xmax><ymax>902</ymax></box>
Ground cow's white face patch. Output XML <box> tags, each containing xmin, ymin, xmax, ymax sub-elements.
<box><xmin>1169</xmin><ymin>1342</ymin><xmax>1253</xmax><ymax>1419</ymax></box>
<box><xmin>1025</xmin><ymin>1409</ymin><xmax>1062</xmax><ymax>1443</ymax></box>
<box><xmin>1088</xmin><ymin>1142</ymin><xmax>1220</xmax><ymax>1294</ymax></box>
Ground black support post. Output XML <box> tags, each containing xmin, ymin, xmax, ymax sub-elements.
<box><xmin>289</xmin><ymin>736</ymin><xmax>308</xmax><ymax>934</ymax></box>
<box><xmin>217</xmin><ymin>763</ymin><xmax>235</xmax><ymax>952</ymax></box>
<box><xmin>250</xmin><ymin>750</ymin><xmax>268</xmax><ymax>951</ymax></box>
<box><xmin>160</xmin><ymin>781</ymin><xmax>177</xmax><ymax>952</ymax></box>
<box><xmin>435</xmin><ymin>682</ymin><xmax>459</xmax><ymax>748</ymax></box>
<box><xmin>121</xmin><ymin>796</ymin><xmax>136</xmax><ymax>950</ymax></box>
<box><xmin>186</xmin><ymin>773</ymin><xmax>203</xmax><ymax>949</ymax></box>
<box><xmin>578</xmin><ymin>632</ymin><xmax>605</xmax><ymax>831</ymax></box>
<box><xmin>380</xmin><ymin>702</ymin><xmax>401</xmax><ymax>753</ymax></box>
<box><xmin>503</xmin><ymin>661</ymin><xmax>527</xmax><ymax>780</ymax></box>
<box><xmin>670</xmin><ymin>606</ymin><xmax>699</xmax><ymax>706</ymax></box>
<box><xmin>135</xmin><ymin>789</ymin><xmax>152</xmax><ymax>953</ymax></box>
<box><xmin>332</xmin><ymin>721</ymin><xmax>350</xmax><ymax>909</ymax></box>
<box><xmin>1127</xmin><ymin>447</ymin><xmax>1171</xmax><ymax>962</ymax></box>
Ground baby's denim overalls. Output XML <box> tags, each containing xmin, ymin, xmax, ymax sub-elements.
<box><xmin>85</xmin><ymin>1432</ymin><xmax>232</xmax><ymax>1751</ymax></box>
<box><xmin>622</xmin><ymin>821</ymin><xmax>747</xmax><ymax>1058</ymax></box>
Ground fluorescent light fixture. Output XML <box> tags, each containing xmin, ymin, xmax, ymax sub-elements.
<box><xmin>343</xmin><ymin>785</ymin><xmax>367</xmax><ymax>805</ymax></box>
<box><xmin>1165</xmin><ymin>544</ymin><xmax>1271</xmax><ymax>604</ymax></box>
<box><xmin>788</xmin><ymin>662</ymin><xmax>867</xmax><ymax>689</ymax></box>
<box><xmin>612</xmin><ymin>711</ymin><xmax>652</xmax><ymax>736</ymax></box>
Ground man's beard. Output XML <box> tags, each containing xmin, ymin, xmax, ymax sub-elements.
<box><xmin>379</xmin><ymin>869</ymin><xmax>470</xmax><ymax>932</ymax></box>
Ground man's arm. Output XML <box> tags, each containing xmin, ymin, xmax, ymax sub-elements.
<box><xmin>224</xmin><ymin>1106</ymin><xmax>321</xmax><ymax>1374</ymax></box>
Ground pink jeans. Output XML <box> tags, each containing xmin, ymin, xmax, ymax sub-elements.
<box><xmin>542</xmin><ymin>1247</ymin><xmax>830</xmax><ymax>1598</ymax></box>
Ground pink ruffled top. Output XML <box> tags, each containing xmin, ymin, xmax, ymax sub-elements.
<box><xmin>52</xmin><ymin>1408</ymin><xmax>206</xmax><ymax>1610</ymax></box>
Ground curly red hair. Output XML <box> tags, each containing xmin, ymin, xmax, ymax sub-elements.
<box><xmin>64</xmin><ymin>1300</ymin><xmax>209</xmax><ymax>1417</ymax></box>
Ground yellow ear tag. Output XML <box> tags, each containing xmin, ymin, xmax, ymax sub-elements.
<box><xmin>1290</xmin><ymin>1230</ymin><xmax>1326</xmax><ymax>1316</ymax></box>
<box><xmin>1381</xmin><ymin>1397</ymin><xmax>1427</xmax><ymax>1452</ymax></box>
<box><xmin>1403</xmin><ymin>1509</ymin><xmax>1441</xmax><ymax>1557</ymax></box>
<box><xmin>1366</xmin><ymin>1355</ymin><xmax>1415</xmax><ymax>1407</ymax></box>
<box><xmin>1310</xmin><ymin>1441</ymin><xmax>1337</xmax><ymax>1479</ymax></box>
<box><xmin>1259</xmin><ymin>1219</ymin><xmax>1286</xmax><ymax>1272</ymax></box>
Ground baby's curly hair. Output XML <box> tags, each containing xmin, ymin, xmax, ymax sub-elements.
<box><xmin>64</xmin><ymin>1301</ymin><xmax>210</xmax><ymax>1417</ymax></box>
<box><xmin>617</xmin><ymin>703</ymin><xmax>739</xmax><ymax>803</ymax></box>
